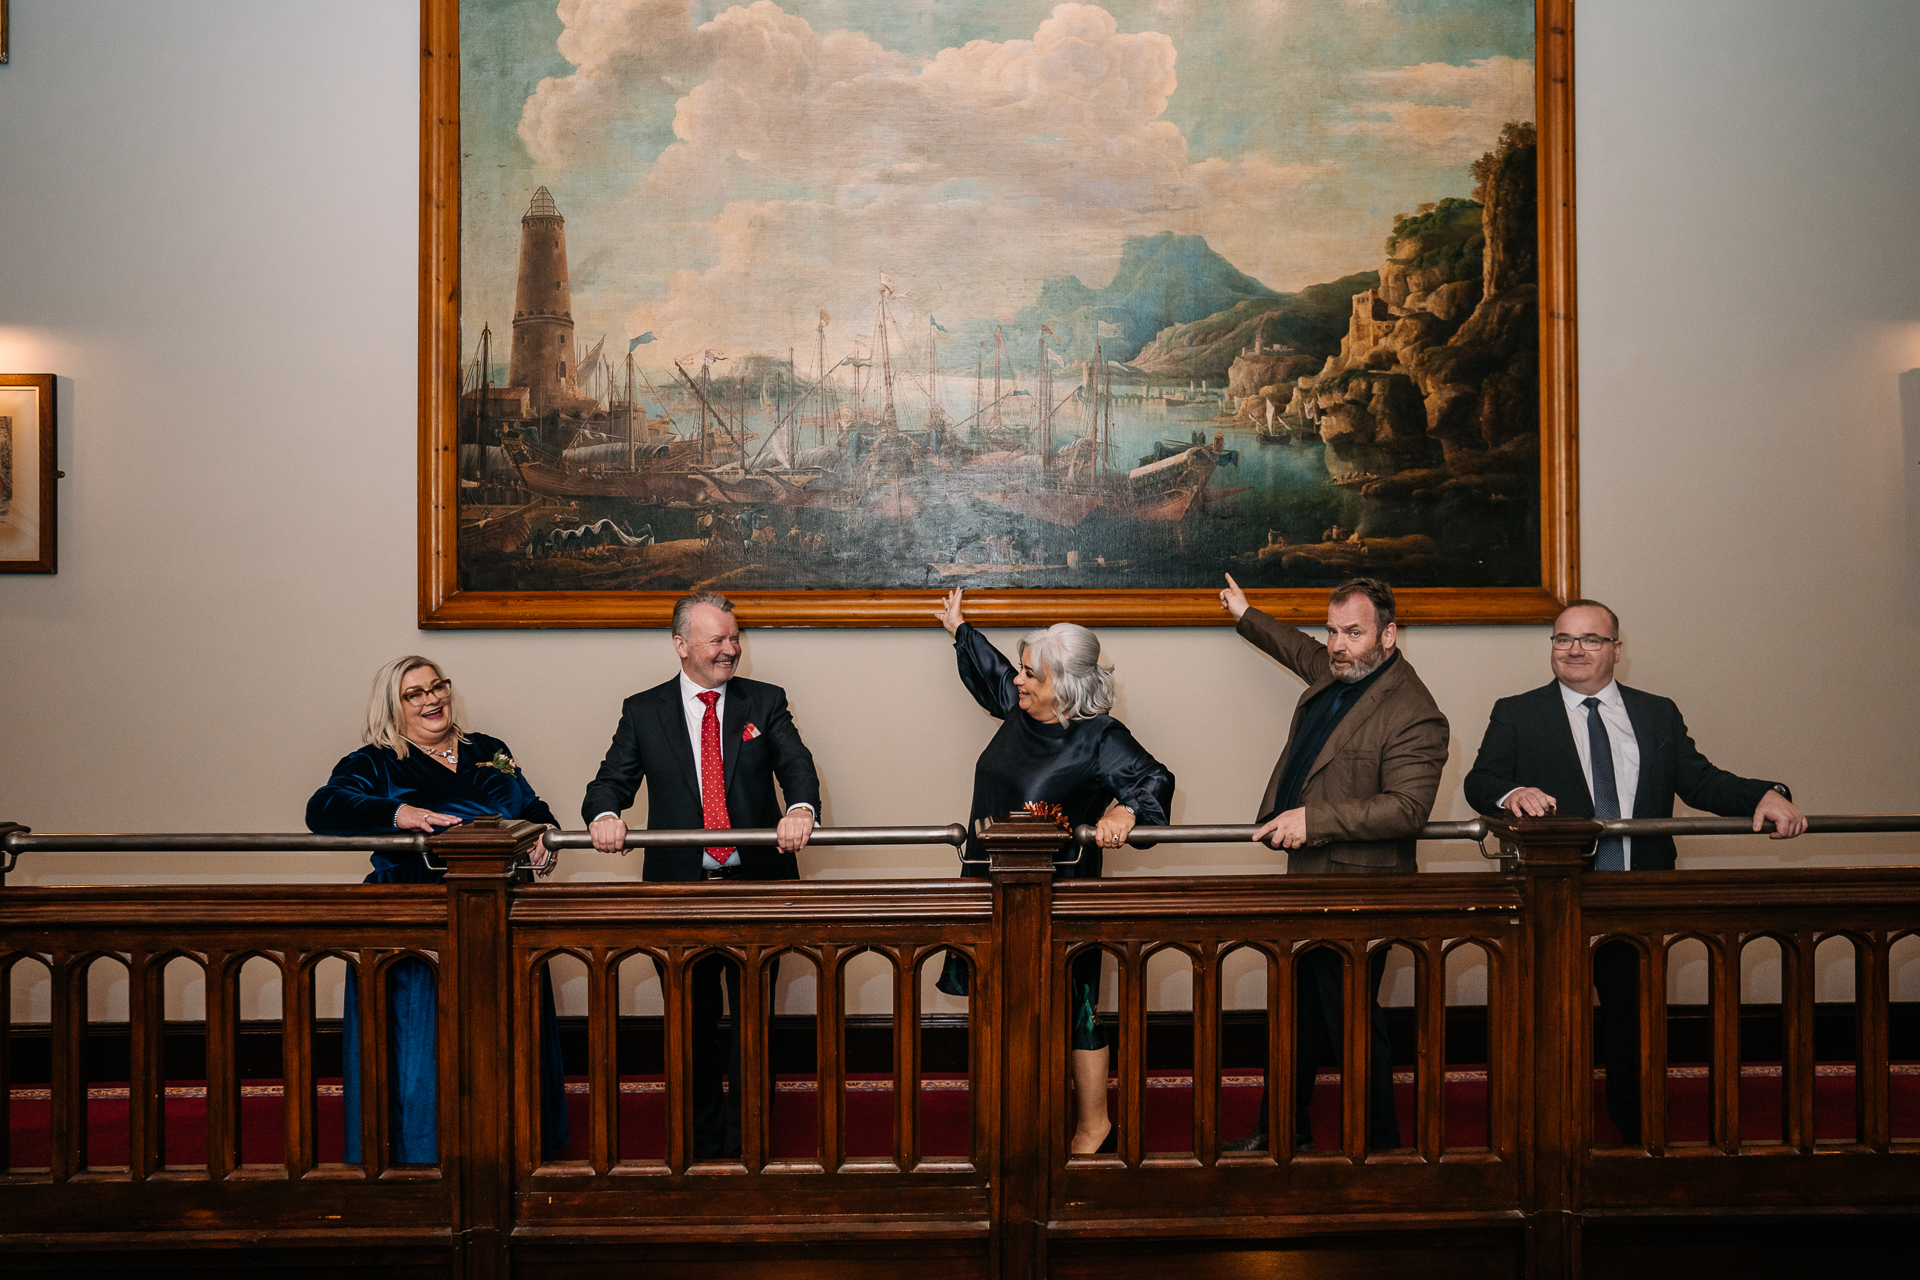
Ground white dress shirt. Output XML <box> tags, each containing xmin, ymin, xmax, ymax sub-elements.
<box><xmin>594</xmin><ymin>672</ymin><xmax>812</xmax><ymax>869</ymax></box>
<box><xmin>1502</xmin><ymin>679</ymin><xmax>1640</xmax><ymax>868</ymax></box>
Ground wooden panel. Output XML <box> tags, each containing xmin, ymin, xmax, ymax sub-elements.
<box><xmin>5</xmin><ymin>804</ymin><xmax>1920</xmax><ymax>1277</ymax></box>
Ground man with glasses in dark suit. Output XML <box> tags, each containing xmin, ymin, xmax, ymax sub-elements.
<box><xmin>1463</xmin><ymin>598</ymin><xmax>1806</xmax><ymax>1144</ymax></box>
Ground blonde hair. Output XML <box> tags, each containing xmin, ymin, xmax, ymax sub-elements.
<box><xmin>363</xmin><ymin>655</ymin><xmax>470</xmax><ymax>759</ymax></box>
<box><xmin>1020</xmin><ymin>623</ymin><xmax>1116</xmax><ymax>722</ymax></box>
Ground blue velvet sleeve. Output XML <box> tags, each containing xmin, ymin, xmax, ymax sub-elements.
<box><xmin>955</xmin><ymin>622</ymin><xmax>1020</xmax><ymax>719</ymax></box>
<box><xmin>306</xmin><ymin>747</ymin><xmax>412</xmax><ymax>835</ymax></box>
<box><xmin>1095</xmin><ymin>722</ymin><xmax>1175</xmax><ymax>828</ymax></box>
<box><xmin>466</xmin><ymin>737</ymin><xmax>561</xmax><ymax>828</ymax></box>
<box><xmin>305</xmin><ymin>737</ymin><xmax>560</xmax><ymax>836</ymax></box>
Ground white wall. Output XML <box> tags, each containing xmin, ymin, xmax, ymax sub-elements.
<box><xmin>3</xmin><ymin>1</ymin><xmax>1918</xmax><ymax>1020</ymax></box>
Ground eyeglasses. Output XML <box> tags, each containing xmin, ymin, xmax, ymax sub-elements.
<box><xmin>401</xmin><ymin>678</ymin><xmax>452</xmax><ymax>705</ymax></box>
<box><xmin>1550</xmin><ymin>634</ymin><xmax>1617</xmax><ymax>651</ymax></box>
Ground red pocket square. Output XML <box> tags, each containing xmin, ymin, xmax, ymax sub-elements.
<box><xmin>742</xmin><ymin>723</ymin><xmax>761</xmax><ymax>741</ymax></box>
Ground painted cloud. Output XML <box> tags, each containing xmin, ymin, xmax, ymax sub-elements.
<box><xmin>470</xmin><ymin>0</ymin><xmax>1533</xmax><ymax>359</ymax></box>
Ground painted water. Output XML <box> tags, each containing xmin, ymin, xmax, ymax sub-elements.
<box><xmin>466</xmin><ymin>363</ymin><xmax>1537</xmax><ymax>595</ymax></box>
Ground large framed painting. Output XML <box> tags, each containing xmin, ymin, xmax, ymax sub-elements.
<box><xmin>421</xmin><ymin>0</ymin><xmax>1575</xmax><ymax>628</ymax></box>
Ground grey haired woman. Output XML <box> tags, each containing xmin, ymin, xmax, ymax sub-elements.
<box><xmin>935</xmin><ymin>589</ymin><xmax>1175</xmax><ymax>1155</ymax></box>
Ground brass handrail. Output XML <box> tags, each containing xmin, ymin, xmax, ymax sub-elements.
<box><xmin>1073</xmin><ymin>819</ymin><xmax>1491</xmax><ymax>848</ymax></box>
<box><xmin>6</xmin><ymin>814</ymin><xmax>1912</xmax><ymax>875</ymax></box>
<box><xmin>541</xmin><ymin>824</ymin><xmax>969</xmax><ymax>850</ymax></box>
<box><xmin>0</xmin><ymin>822</ymin><xmax>968</xmax><ymax>874</ymax></box>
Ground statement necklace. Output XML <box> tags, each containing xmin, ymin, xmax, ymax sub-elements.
<box><xmin>407</xmin><ymin>736</ymin><xmax>458</xmax><ymax>766</ymax></box>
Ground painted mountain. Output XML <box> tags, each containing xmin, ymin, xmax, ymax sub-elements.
<box><xmin>950</xmin><ymin>232</ymin><xmax>1280</xmax><ymax>366</ymax></box>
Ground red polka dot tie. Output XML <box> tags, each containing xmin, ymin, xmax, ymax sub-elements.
<box><xmin>697</xmin><ymin>690</ymin><xmax>735</xmax><ymax>865</ymax></box>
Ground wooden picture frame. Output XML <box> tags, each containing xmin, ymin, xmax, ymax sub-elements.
<box><xmin>0</xmin><ymin>373</ymin><xmax>56</xmax><ymax>574</ymax></box>
<box><xmin>420</xmin><ymin>0</ymin><xmax>1575</xmax><ymax>630</ymax></box>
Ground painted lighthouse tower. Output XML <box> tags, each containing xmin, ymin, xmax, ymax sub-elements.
<box><xmin>508</xmin><ymin>186</ymin><xmax>579</xmax><ymax>412</ymax></box>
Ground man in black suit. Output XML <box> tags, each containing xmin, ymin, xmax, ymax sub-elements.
<box><xmin>584</xmin><ymin>590</ymin><xmax>821</xmax><ymax>1159</ymax></box>
<box><xmin>1463</xmin><ymin>598</ymin><xmax>1806</xmax><ymax>1143</ymax></box>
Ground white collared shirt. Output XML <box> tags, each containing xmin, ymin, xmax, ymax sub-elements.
<box><xmin>594</xmin><ymin>672</ymin><xmax>812</xmax><ymax>867</ymax></box>
<box><xmin>1498</xmin><ymin>680</ymin><xmax>1641</xmax><ymax>867</ymax></box>
<box><xmin>676</xmin><ymin>670</ymin><xmax>730</xmax><ymax>781</ymax></box>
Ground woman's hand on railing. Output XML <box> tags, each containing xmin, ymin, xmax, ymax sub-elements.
<box><xmin>1093</xmin><ymin>804</ymin><xmax>1136</xmax><ymax>849</ymax></box>
<box><xmin>394</xmin><ymin>804</ymin><xmax>463</xmax><ymax>833</ymax></box>
<box><xmin>527</xmin><ymin>827</ymin><xmax>560</xmax><ymax>877</ymax></box>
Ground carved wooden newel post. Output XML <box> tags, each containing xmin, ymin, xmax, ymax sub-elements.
<box><xmin>983</xmin><ymin>812</ymin><xmax>1070</xmax><ymax>1280</ymax></box>
<box><xmin>1494</xmin><ymin>815</ymin><xmax>1599</xmax><ymax>1280</ymax></box>
<box><xmin>430</xmin><ymin>817</ymin><xmax>543</xmax><ymax>1280</ymax></box>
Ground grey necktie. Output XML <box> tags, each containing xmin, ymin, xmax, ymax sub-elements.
<box><xmin>1583</xmin><ymin>696</ymin><xmax>1626</xmax><ymax>870</ymax></box>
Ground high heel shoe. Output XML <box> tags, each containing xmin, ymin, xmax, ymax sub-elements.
<box><xmin>1096</xmin><ymin>1122</ymin><xmax>1117</xmax><ymax>1154</ymax></box>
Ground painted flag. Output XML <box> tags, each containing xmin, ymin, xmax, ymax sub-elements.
<box><xmin>879</xmin><ymin>271</ymin><xmax>897</xmax><ymax>296</ymax></box>
<box><xmin>703</xmin><ymin>350</ymin><xmax>727</xmax><ymax>364</ymax></box>
<box><xmin>629</xmin><ymin>332</ymin><xmax>656</xmax><ymax>351</ymax></box>
<box><xmin>930</xmin><ymin>315</ymin><xmax>948</xmax><ymax>334</ymax></box>
<box><xmin>1098</xmin><ymin>320</ymin><xmax>1123</xmax><ymax>337</ymax></box>
<box><xmin>1047</xmin><ymin>347</ymin><xmax>1067</xmax><ymax>367</ymax></box>
<box><xmin>996</xmin><ymin>309</ymin><xmax>1014</xmax><ymax>324</ymax></box>
<box><xmin>819</xmin><ymin>310</ymin><xmax>831</xmax><ymax>328</ymax></box>
<box><xmin>1041</xmin><ymin>325</ymin><xmax>1062</xmax><ymax>342</ymax></box>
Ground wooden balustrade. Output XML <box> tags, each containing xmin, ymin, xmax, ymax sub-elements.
<box><xmin>2</xmin><ymin>813</ymin><xmax>1918</xmax><ymax>1277</ymax></box>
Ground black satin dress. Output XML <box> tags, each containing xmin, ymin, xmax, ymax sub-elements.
<box><xmin>946</xmin><ymin>623</ymin><xmax>1175</xmax><ymax>1050</ymax></box>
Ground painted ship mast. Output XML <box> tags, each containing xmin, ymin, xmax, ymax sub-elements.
<box><xmin>991</xmin><ymin>327</ymin><xmax>1004</xmax><ymax>431</ymax></box>
<box><xmin>816</xmin><ymin>312</ymin><xmax>829</xmax><ymax>444</ymax></box>
<box><xmin>876</xmin><ymin>277</ymin><xmax>899</xmax><ymax>433</ymax></box>
<box><xmin>624</xmin><ymin>349</ymin><xmax>636</xmax><ymax>471</ymax></box>
<box><xmin>974</xmin><ymin>343</ymin><xmax>984</xmax><ymax>435</ymax></box>
<box><xmin>1037</xmin><ymin>332</ymin><xmax>1052</xmax><ymax>470</ymax></box>
<box><xmin>926</xmin><ymin>313</ymin><xmax>942</xmax><ymax>431</ymax></box>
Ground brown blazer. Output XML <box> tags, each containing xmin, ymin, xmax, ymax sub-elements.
<box><xmin>1237</xmin><ymin>606</ymin><xmax>1449</xmax><ymax>871</ymax></box>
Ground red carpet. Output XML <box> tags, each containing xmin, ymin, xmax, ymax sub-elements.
<box><xmin>11</xmin><ymin>1065</ymin><xmax>1918</xmax><ymax>1167</ymax></box>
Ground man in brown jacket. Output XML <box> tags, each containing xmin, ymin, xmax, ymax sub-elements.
<box><xmin>1218</xmin><ymin>574</ymin><xmax>1449</xmax><ymax>1151</ymax></box>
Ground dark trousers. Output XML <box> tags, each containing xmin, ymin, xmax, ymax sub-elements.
<box><xmin>668</xmin><ymin>954</ymin><xmax>779</xmax><ymax>1160</ymax></box>
<box><xmin>1593</xmin><ymin>940</ymin><xmax>1641</xmax><ymax>1143</ymax></box>
<box><xmin>1295</xmin><ymin>947</ymin><xmax>1401</xmax><ymax>1151</ymax></box>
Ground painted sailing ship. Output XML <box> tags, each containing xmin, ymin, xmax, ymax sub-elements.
<box><xmin>968</xmin><ymin>333</ymin><xmax>1229</xmax><ymax>528</ymax></box>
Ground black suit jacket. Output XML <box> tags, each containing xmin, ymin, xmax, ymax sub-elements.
<box><xmin>581</xmin><ymin>675</ymin><xmax>822</xmax><ymax>882</ymax></box>
<box><xmin>1462</xmin><ymin>681</ymin><xmax>1785</xmax><ymax>870</ymax></box>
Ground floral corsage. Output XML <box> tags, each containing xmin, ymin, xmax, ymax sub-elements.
<box><xmin>476</xmin><ymin>749</ymin><xmax>518</xmax><ymax>777</ymax></box>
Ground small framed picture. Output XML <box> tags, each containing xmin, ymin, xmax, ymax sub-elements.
<box><xmin>0</xmin><ymin>374</ymin><xmax>58</xmax><ymax>574</ymax></box>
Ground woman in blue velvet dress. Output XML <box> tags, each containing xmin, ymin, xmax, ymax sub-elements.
<box><xmin>306</xmin><ymin>655</ymin><xmax>567</xmax><ymax>1163</ymax></box>
<box><xmin>935</xmin><ymin>590</ymin><xmax>1175</xmax><ymax>1154</ymax></box>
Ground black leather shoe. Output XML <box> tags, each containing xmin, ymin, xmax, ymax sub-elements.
<box><xmin>1096</xmin><ymin>1124</ymin><xmax>1117</xmax><ymax>1154</ymax></box>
